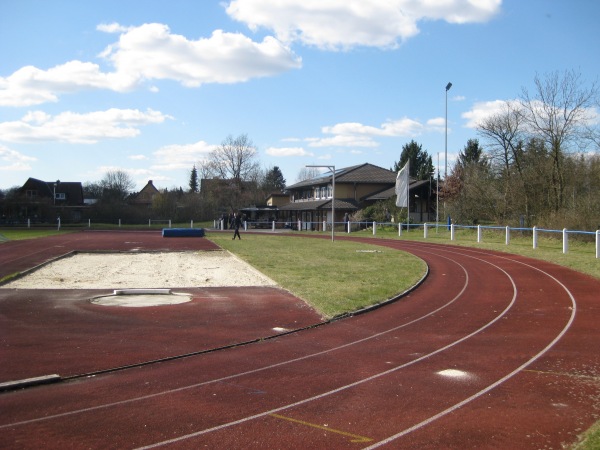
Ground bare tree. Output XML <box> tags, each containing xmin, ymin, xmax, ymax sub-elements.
<box><xmin>100</xmin><ymin>170</ymin><xmax>136</xmax><ymax>201</ymax></box>
<box><xmin>477</xmin><ymin>101</ymin><xmax>530</xmax><ymax>219</ymax></box>
<box><xmin>519</xmin><ymin>70</ymin><xmax>598</xmax><ymax>211</ymax></box>
<box><xmin>295</xmin><ymin>166</ymin><xmax>321</xmax><ymax>182</ymax></box>
<box><xmin>209</xmin><ymin>134</ymin><xmax>260</xmax><ymax>185</ymax></box>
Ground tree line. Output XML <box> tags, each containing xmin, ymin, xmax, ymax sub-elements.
<box><xmin>2</xmin><ymin>71</ymin><xmax>597</xmax><ymax>229</ymax></box>
<box><xmin>442</xmin><ymin>70</ymin><xmax>600</xmax><ymax>230</ymax></box>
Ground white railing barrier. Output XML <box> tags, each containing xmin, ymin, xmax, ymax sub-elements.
<box><xmin>533</xmin><ymin>226</ymin><xmax>538</xmax><ymax>249</ymax></box>
<box><xmin>563</xmin><ymin>228</ymin><xmax>568</xmax><ymax>254</ymax></box>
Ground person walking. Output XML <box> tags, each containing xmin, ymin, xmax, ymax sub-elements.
<box><xmin>232</xmin><ymin>213</ymin><xmax>242</xmax><ymax>240</ymax></box>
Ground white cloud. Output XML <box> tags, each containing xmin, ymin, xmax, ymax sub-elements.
<box><xmin>0</xmin><ymin>23</ymin><xmax>301</xmax><ymax>107</ymax></box>
<box><xmin>265</xmin><ymin>146</ymin><xmax>314</xmax><ymax>157</ymax></box>
<box><xmin>102</xmin><ymin>24</ymin><xmax>302</xmax><ymax>88</ymax></box>
<box><xmin>308</xmin><ymin>134</ymin><xmax>378</xmax><ymax>148</ymax></box>
<box><xmin>462</xmin><ymin>99</ymin><xmax>511</xmax><ymax>128</ymax></box>
<box><xmin>0</xmin><ymin>108</ymin><xmax>171</xmax><ymax>143</ymax></box>
<box><xmin>226</xmin><ymin>0</ymin><xmax>502</xmax><ymax>50</ymax></box>
<box><xmin>152</xmin><ymin>140</ymin><xmax>215</xmax><ymax>170</ymax></box>
<box><xmin>0</xmin><ymin>144</ymin><xmax>37</xmax><ymax>171</ymax></box>
<box><xmin>309</xmin><ymin>117</ymin><xmax>428</xmax><ymax>148</ymax></box>
<box><xmin>129</xmin><ymin>154</ymin><xmax>147</xmax><ymax>160</ymax></box>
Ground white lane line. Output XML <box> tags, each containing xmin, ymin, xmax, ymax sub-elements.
<box><xmin>132</xmin><ymin>257</ymin><xmax>518</xmax><ymax>449</ymax></box>
<box><xmin>0</xmin><ymin>250</ymin><xmax>472</xmax><ymax>429</ymax></box>
<box><xmin>363</xmin><ymin>252</ymin><xmax>577</xmax><ymax>449</ymax></box>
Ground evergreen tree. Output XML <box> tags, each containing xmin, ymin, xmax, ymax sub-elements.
<box><xmin>189</xmin><ymin>165</ymin><xmax>199</xmax><ymax>193</ymax></box>
<box><xmin>392</xmin><ymin>140</ymin><xmax>434</xmax><ymax>180</ymax></box>
<box><xmin>262</xmin><ymin>166</ymin><xmax>287</xmax><ymax>192</ymax></box>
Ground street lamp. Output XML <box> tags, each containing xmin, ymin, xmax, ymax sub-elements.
<box><xmin>306</xmin><ymin>165</ymin><xmax>335</xmax><ymax>242</ymax></box>
<box><xmin>53</xmin><ymin>180</ymin><xmax>60</xmax><ymax>205</ymax></box>
<box><xmin>445</xmin><ymin>82</ymin><xmax>452</xmax><ymax>179</ymax></box>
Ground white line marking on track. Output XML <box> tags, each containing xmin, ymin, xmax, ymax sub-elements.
<box><xmin>1</xmin><ymin>250</ymin><xmax>471</xmax><ymax>429</ymax></box>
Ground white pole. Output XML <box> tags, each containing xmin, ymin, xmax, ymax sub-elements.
<box><xmin>57</xmin><ymin>217</ymin><xmax>61</xmax><ymax>231</ymax></box>
<box><xmin>149</xmin><ymin>219</ymin><xmax>151</xmax><ymax>227</ymax></box>
<box><xmin>596</xmin><ymin>230</ymin><xmax>599</xmax><ymax>259</ymax></box>
<box><xmin>424</xmin><ymin>223</ymin><xmax>428</xmax><ymax>239</ymax></box>
<box><xmin>323</xmin><ymin>220</ymin><xmax>326</xmax><ymax>232</ymax></box>
<box><xmin>190</xmin><ymin>220</ymin><xmax>193</xmax><ymax>228</ymax></box>
<box><xmin>272</xmin><ymin>220</ymin><xmax>275</xmax><ymax>232</ymax></box>
<box><xmin>27</xmin><ymin>218</ymin><xmax>31</xmax><ymax>228</ymax></box>
<box><xmin>119</xmin><ymin>219</ymin><xmax>121</xmax><ymax>227</ymax></box>
<box><xmin>169</xmin><ymin>220</ymin><xmax>172</xmax><ymax>228</ymax></box>
<box><xmin>373</xmin><ymin>221</ymin><xmax>376</xmax><ymax>236</ymax></box>
<box><xmin>533</xmin><ymin>226</ymin><xmax>538</xmax><ymax>249</ymax></box>
<box><xmin>505</xmin><ymin>226</ymin><xmax>510</xmax><ymax>245</ymax></box>
<box><xmin>451</xmin><ymin>223</ymin><xmax>455</xmax><ymax>241</ymax></box>
<box><xmin>477</xmin><ymin>225</ymin><xmax>482</xmax><ymax>243</ymax></box>
<box><xmin>563</xmin><ymin>228</ymin><xmax>568</xmax><ymax>254</ymax></box>
<box><xmin>398</xmin><ymin>223</ymin><xmax>402</xmax><ymax>237</ymax></box>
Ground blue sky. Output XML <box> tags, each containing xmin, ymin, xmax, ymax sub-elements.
<box><xmin>1</xmin><ymin>0</ymin><xmax>598</xmax><ymax>192</ymax></box>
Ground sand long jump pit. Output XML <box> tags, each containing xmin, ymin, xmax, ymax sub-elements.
<box><xmin>3</xmin><ymin>250</ymin><xmax>277</xmax><ymax>307</ymax></box>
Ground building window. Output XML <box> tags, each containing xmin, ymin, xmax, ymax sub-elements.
<box><xmin>26</xmin><ymin>190</ymin><xmax>37</xmax><ymax>199</ymax></box>
<box><xmin>55</xmin><ymin>193</ymin><xmax>66</xmax><ymax>200</ymax></box>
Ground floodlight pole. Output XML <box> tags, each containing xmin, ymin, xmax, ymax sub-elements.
<box><xmin>307</xmin><ymin>165</ymin><xmax>335</xmax><ymax>242</ymax></box>
<box><xmin>445</xmin><ymin>82</ymin><xmax>452</xmax><ymax>179</ymax></box>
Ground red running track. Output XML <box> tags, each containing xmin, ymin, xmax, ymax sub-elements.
<box><xmin>1</xmin><ymin>231</ymin><xmax>599</xmax><ymax>449</ymax></box>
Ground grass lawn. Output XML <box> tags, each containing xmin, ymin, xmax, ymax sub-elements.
<box><xmin>208</xmin><ymin>232</ymin><xmax>426</xmax><ymax>318</ymax></box>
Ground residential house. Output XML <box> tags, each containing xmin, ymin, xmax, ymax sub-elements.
<box><xmin>15</xmin><ymin>177</ymin><xmax>85</xmax><ymax>223</ymax></box>
<box><xmin>129</xmin><ymin>180</ymin><xmax>159</xmax><ymax>209</ymax></box>
<box><xmin>278</xmin><ymin>163</ymin><xmax>437</xmax><ymax>229</ymax></box>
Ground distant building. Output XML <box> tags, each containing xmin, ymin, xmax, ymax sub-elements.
<box><xmin>130</xmin><ymin>180</ymin><xmax>159</xmax><ymax>209</ymax></box>
<box><xmin>15</xmin><ymin>177</ymin><xmax>85</xmax><ymax>223</ymax></box>
<box><xmin>278</xmin><ymin>163</ymin><xmax>437</xmax><ymax>229</ymax></box>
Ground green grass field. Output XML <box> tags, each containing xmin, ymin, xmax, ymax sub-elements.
<box><xmin>208</xmin><ymin>233</ymin><xmax>426</xmax><ymax>318</ymax></box>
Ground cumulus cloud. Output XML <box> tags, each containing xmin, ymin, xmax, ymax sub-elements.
<box><xmin>265</xmin><ymin>146</ymin><xmax>314</xmax><ymax>157</ymax></box>
<box><xmin>152</xmin><ymin>140</ymin><xmax>215</xmax><ymax>170</ymax></box>
<box><xmin>0</xmin><ymin>23</ymin><xmax>301</xmax><ymax>107</ymax></box>
<box><xmin>462</xmin><ymin>99</ymin><xmax>512</xmax><ymax>128</ymax></box>
<box><xmin>0</xmin><ymin>144</ymin><xmax>37</xmax><ymax>171</ymax></box>
<box><xmin>0</xmin><ymin>108</ymin><xmax>171</xmax><ymax>143</ymax></box>
<box><xmin>308</xmin><ymin>117</ymin><xmax>429</xmax><ymax>148</ymax></box>
<box><xmin>101</xmin><ymin>23</ymin><xmax>302</xmax><ymax>87</ymax></box>
<box><xmin>226</xmin><ymin>0</ymin><xmax>502</xmax><ymax>50</ymax></box>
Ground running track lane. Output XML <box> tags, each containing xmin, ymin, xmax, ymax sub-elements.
<box><xmin>1</xmin><ymin>235</ymin><xmax>599</xmax><ymax>448</ymax></box>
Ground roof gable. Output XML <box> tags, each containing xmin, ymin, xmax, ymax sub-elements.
<box><xmin>286</xmin><ymin>163</ymin><xmax>395</xmax><ymax>190</ymax></box>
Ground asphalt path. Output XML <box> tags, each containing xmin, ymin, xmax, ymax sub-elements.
<box><xmin>1</xmin><ymin>231</ymin><xmax>599</xmax><ymax>449</ymax></box>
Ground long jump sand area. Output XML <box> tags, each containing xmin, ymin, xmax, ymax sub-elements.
<box><xmin>3</xmin><ymin>250</ymin><xmax>277</xmax><ymax>289</ymax></box>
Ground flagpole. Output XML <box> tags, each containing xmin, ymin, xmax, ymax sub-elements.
<box><xmin>406</xmin><ymin>160</ymin><xmax>410</xmax><ymax>227</ymax></box>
